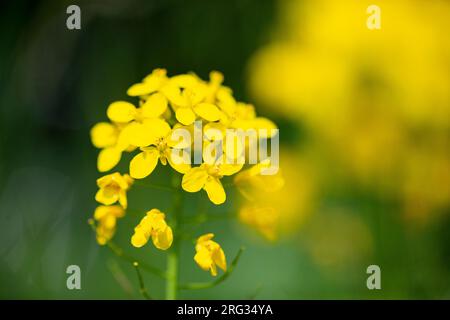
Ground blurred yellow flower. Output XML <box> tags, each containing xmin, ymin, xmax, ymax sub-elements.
<box><xmin>194</xmin><ymin>233</ymin><xmax>227</xmax><ymax>276</ymax></box>
<box><xmin>237</xmin><ymin>151</ymin><xmax>315</xmax><ymax>240</ymax></box>
<box><xmin>93</xmin><ymin>205</ymin><xmax>125</xmax><ymax>245</ymax></box>
<box><xmin>234</xmin><ymin>159</ymin><xmax>284</xmax><ymax>201</ymax></box>
<box><xmin>248</xmin><ymin>0</ymin><xmax>450</xmax><ymax>223</ymax></box>
<box><xmin>131</xmin><ymin>209</ymin><xmax>173</xmax><ymax>250</ymax></box>
<box><xmin>95</xmin><ymin>172</ymin><xmax>134</xmax><ymax>209</ymax></box>
<box><xmin>239</xmin><ymin>206</ymin><xmax>279</xmax><ymax>242</ymax></box>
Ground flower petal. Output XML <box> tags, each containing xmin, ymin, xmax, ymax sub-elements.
<box><xmin>107</xmin><ymin>101</ymin><xmax>136</xmax><ymax>123</ymax></box>
<box><xmin>97</xmin><ymin>147</ymin><xmax>122</xmax><ymax>172</ymax></box>
<box><xmin>212</xmin><ymin>247</ymin><xmax>227</xmax><ymax>272</ymax></box>
<box><xmin>167</xmin><ymin>149</ymin><xmax>191</xmax><ymax>174</ymax></box>
<box><xmin>182</xmin><ymin>167</ymin><xmax>208</xmax><ymax>192</ymax></box>
<box><xmin>129</xmin><ymin>149</ymin><xmax>160</xmax><ymax>179</ymax></box>
<box><xmin>141</xmin><ymin>93</ymin><xmax>168</xmax><ymax>118</ymax></box>
<box><xmin>218</xmin><ymin>162</ymin><xmax>243</xmax><ymax>176</ymax></box>
<box><xmin>175</xmin><ymin>107</ymin><xmax>196</xmax><ymax>125</ymax></box>
<box><xmin>95</xmin><ymin>188</ymin><xmax>119</xmax><ymax>206</ymax></box>
<box><xmin>91</xmin><ymin>122</ymin><xmax>118</xmax><ymax>148</ymax></box>
<box><xmin>194</xmin><ymin>247</ymin><xmax>213</xmax><ymax>271</ymax></box>
<box><xmin>131</xmin><ymin>231</ymin><xmax>148</xmax><ymax>248</ymax></box>
<box><xmin>194</xmin><ymin>103</ymin><xmax>222</xmax><ymax>122</ymax></box>
<box><xmin>152</xmin><ymin>226</ymin><xmax>173</xmax><ymax>250</ymax></box>
<box><xmin>127</xmin><ymin>122</ymin><xmax>157</xmax><ymax>147</ymax></box>
<box><xmin>204</xmin><ymin>177</ymin><xmax>226</xmax><ymax>205</ymax></box>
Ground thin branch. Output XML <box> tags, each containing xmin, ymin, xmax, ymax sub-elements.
<box><xmin>133</xmin><ymin>262</ymin><xmax>152</xmax><ymax>300</ymax></box>
<box><xmin>178</xmin><ymin>247</ymin><xmax>245</xmax><ymax>290</ymax></box>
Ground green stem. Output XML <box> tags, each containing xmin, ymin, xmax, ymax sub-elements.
<box><xmin>166</xmin><ymin>249</ymin><xmax>178</xmax><ymax>300</ymax></box>
<box><xmin>133</xmin><ymin>262</ymin><xmax>152</xmax><ymax>300</ymax></box>
<box><xmin>165</xmin><ymin>179</ymin><xmax>183</xmax><ymax>300</ymax></box>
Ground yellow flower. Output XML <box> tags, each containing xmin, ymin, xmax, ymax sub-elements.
<box><xmin>234</xmin><ymin>159</ymin><xmax>285</xmax><ymax>201</ymax></box>
<box><xmin>95</xmin><ymin>172</ymin><xmax>134</xmax><ymax>209</ymax></box>
<box><xmin>239</xmin><ymin>205</ymin><xmax>279</xmax><ymax>241</ymax></box>
<box><xmin>127</xmin><ymin>68</ymin><xmax>169</xmax><ymax>97</ymax></box>
<box><xmin>131</xmin><ymin>209</ymin><xmax>173</xmax><ymax>250</ymax></box>
<box><xmin>194</xmin><ymin>233</ymin><xmax>227</xmax><ymax>276</ymax></box>
<box><xmin>93</xmin><ymin>205</ymin><xmax>125</xmax><ymax>245</ymax></box>
<box><xmin>182</xmin><ymin>158</ymin><xmax>243</xmax><ymax>205</ymax></box>
<box><xmin>169</xmin><ymin>83</ymin><xmax>222</xmax><ymax>126</ymax></box>
<box><xmin>219</xmin><ymin>101</ymin><xmax>277</xmax><ymax>138</ymax></box>
<box><xmin>90</xmin><ymin>122</ymin><xmax>133</xmax><ymax>172</ymax></box>
<box><xmin>107</xmin><ymin>93</ymin><xmax>169</xmax><ymax>124</ymax></box>
<box><xmin>129</xmin><ymin>118</ymin><xmax>191</xmax><ymax>179</ymax></box>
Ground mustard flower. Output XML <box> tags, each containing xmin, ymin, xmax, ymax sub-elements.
<box><xmin>194</xmin><ymin>233</ymin><xmax>227</xmax><ymax>276</ymax></box>
<box><xmin>234</xmin><ymin>159</ymin><xmax>284</xmax><ymax>201</ymax></box>
<box><xmin>165</xmin><ymin>80</ymin><xmax>223</xmax><ymax>126</ymax></box>
<box><xmin>131</xmin><ymin>209</ymin><xmax>173</xmax><ymax>250</ymax></box>
<box><xmin>182</xmin><ymin>157</ymin><xmax>243</xmax><ymax>205</ymax></box>
<box><xmin>217</xmin><ymin>89</ymin><xmax>277</xmax><ymax>137</ymax></box>
<box><xmin>90</xmin><ymin>122</ymin><xmax>133</xmax><ymax>172</ymax></box>
<box><xmin>93</xmin><ymin>205</ymin><xmax>125</xmax><ymax>245</ymax></box>
<box><xmin>129</xmin><ymin>118</ymin><xmax>191</xmax><ymax>179</ymax></box>
<box><xmin>127</xmin><ymin>68</ymin><xmax>169</xmax><ymax>97</ymax></box>
<box><xmin>95</xmin><ymin>172</ymin><xmax>134</xmax><ymax>209</ymax></box>
<box><xmin>239</xmin><ymin>205</ymin><xmax>279</xmax><ymax>241</ymax></box>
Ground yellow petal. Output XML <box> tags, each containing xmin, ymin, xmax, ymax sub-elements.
<box><xmin>194</xmin><ymin>103</ymin><xmax>222</xmax><ymax>122</ymax></box>
<box><xmin>93</xmin><ymin>206</ymin><xmax>109</xmax><ymax>220</ymax></box>
<box><xmin>141</xmin><ymin>93</ymin><xmax>168</xmax><ymax>118</ymax></box>
<box><xmin>182</xmin><ymin>167</ymin><xmax>208</xmax><ymax>192</ymax></box>
<box><xmin>144</xmin><ymin>118</ymin><xmax>171</xmax><ymax>138</ymax></box>
<box><xmin>127</xmin><ymin>82</ymin><xmax>156</xmax><ymax>97</ymax></box>
<box><xmin>152</xmin><ymin>226</ymin><xmax>173</xmax><ymax>250</ymax></box>
<box><xmin>131</xmin><ymin>231</ymin><xmax>148</xmax><ymax>248</ymax></box>
<box><xmin>218</xmin><ymin>162</ymin><xmax>243</xmax><ymax>176</ymax></box>
<box><xmin>161</xmin><ymin>83</ymin><xmax>188</xmax><ymax>107</ymax></box>
<box><xmin>167</xmin><ymin>149</ymin><xmax>191</xmax><ymax>174</ymax></box>
<box><xmin>212</xmin><ymin>247</ymin><xmax>227</xmax><ymax>272</ymax></box>
<box><xmin>204</xmin><ymin>177</ymin><xmax>226</xmax><ymax>205</ymax></box>
<box><xmin>115</xmin><ymin>124</ymin><xmax>133</xmax><ymax>151</ymax></box>
<box><xmin>129</xmin><ymin>149</ymin><xmax>160</xmax><ymax>179</ymax></box>
<box><xmin>194</xmin><ymin>247</ymin><xmax>213</xmax><ymax>271</ymax></box>
<box><xmin>95</xmin><ymin>188</ymin><xmax>119</xmax><ymax>206</ymax></box>
<box><xmin>118</xmin><ymin>189</ymin><xmax>128</xmax><ymax>209</ymax></box>
<box><xmin>107</xmin><ymin>101</ymin><xmax>136</xmax><ymax>123</ymax></box>
<box><xmin>90</xmin><ymin>122</ymin><xmax>118</xmax><ymax>148</ymax></box>
<box><xmin>97</xmin><ymin>147</ymin><xmax>122</xmax><ymax>172</ymax></box>
<box><xmin>197</xmin><ymin>233</ymin><xmax>215</xmax><ymax>244</ymax></box>
<box><xmin>127</xmin><ymin>122</ymin><xmax>157</xmax><ymax>147</ymax></box>
<box><xmin>170</xmin><ymin>74</ymin><xmax>199</xmax><ymax>88</ymax></box>
<box><xmin>175</xmin><ymin>107</ymin><xmax>196</xmax><ymax>125</ymax></box>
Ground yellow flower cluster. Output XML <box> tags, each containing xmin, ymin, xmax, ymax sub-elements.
<box><xmin>90</xmin><ymin>69</ymin><xmax>279</xmax><ymax>276</ymax></box>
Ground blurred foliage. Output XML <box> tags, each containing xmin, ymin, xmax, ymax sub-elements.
<box><xmin>0</xmin><ymin>0</ymin><xmax>449</xmax><ymax>299</ymax></box>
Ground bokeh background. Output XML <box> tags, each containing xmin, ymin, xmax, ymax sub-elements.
<box><xmin>0</xmin><ymin>0</ymin><xmax>449</xmax><ymax>299</ymax></box>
